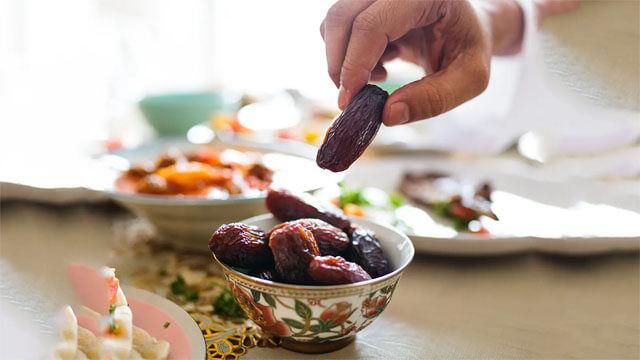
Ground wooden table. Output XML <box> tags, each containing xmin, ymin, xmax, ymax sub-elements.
<box><xmin>1</xmin><ymin>202</ymin><xmax>639</xmax><ymax>359</ymax></box>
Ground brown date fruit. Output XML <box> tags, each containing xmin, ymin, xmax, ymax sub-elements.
<box><xmin>270</xmin><ymin>219</ymin><xmax>349</xmax><ymax>256</ymax></box>
<box><xmin>266</xmin><ymin>188</ymin><xmax>351</xmax><ymax>231</ymax></box>
<box><xmin>346</xmin><ymin>226</ymin><xmax>390</xmax><ymax>278</ymax></box>
<box><xmin>268</xmin><ymin>223</ymin><xmax>320</xmax><ymax>284</ymax></box>
<box><xmin>316</xmin><ymin>84</ymin><xmax>388</xmax><ymax>172</ymax></box>
<box><xmin>308</xmin><ymin>256</ymin><xmax>371</xmax><ymax>285</ymax></box>
<box><xmin>209</xmin><ymin>223</ymin><xmax>272</xmax><ymax>268</ymax></box>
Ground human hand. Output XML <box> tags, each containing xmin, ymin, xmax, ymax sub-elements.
<box><xmin>320</xmin><ymin>0</ymin><xmax>524</xmax><ymax>126</ymax></box>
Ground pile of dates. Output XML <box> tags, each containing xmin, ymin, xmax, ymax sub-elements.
<box><xmin>209</xmin><ymin>189</ymin><xmax>390</xmax><ymax>285</ymax></box>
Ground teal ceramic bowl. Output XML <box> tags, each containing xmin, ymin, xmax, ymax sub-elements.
<box><xmin>139</xmin><ymin>92</ymin><xmax>231</xmax><ymax>136</ymax></box>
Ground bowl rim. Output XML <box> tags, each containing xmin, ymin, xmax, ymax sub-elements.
<box><xmin>108</xmin><ymin>190</ymin><xmax>268</xmax><ymax>206</ymax></box>
<box><xmin>212</xmin><ymin>214</ymin><xmax>415</xmax><ymax>291</ymax></box>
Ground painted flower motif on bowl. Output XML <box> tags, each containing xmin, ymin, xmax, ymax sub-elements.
<box><xmin>229</xmin><ymin>282</ymin><xmax>290</xmax><ymax>337</ymax></box>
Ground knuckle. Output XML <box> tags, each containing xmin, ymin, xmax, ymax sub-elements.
<box><xmin>341</xmin><ymin>57</ymin><xmax>366</xmax><ymax>78</ymax></box>
<box><xmin>418</xmin><ymin>81</ymin><xmax>449</xmax><ymax>118</ymax></box>
<box><xmin>470</xmin><ymin>61</ymin><xmax>490</xmax><ymax>94</ymax></box>
<box><xmin>328</xmin><ymin>67</ymin><xmax>341</xmax><ymax>81</ymax></box>
<box><xmin>352</xmin><ymin>12</ymin><xmax>379</xmax><ymax>33</ymax></box>
<box><xmin>339</xmin><ymin>60</ymin><xmax>369</xmax><ymax>88</ymax></box>
<box><xmin>325</xmin><ymin>3</ymin><xmax>351</xmax><ymax>27</ymax></box>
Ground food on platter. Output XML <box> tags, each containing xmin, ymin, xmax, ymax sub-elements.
<box><xmin>117</xmin><ymin>147</ymin><xmax>273</xmax><ymax>197</ymax></box>
<box><xmin>54</xmin><ymin>306</ymin><xmax>101</xmax><ymax>360</ymax></box>
<box><xmin>399</xmin><ymin>171</ymin><xmax>496</xmax><ymax>233</ymax></box>
<box><xmin>332</xmin><ymin>173</ymin><xmax>497</xmax><ymax>235</ymax></box>
<box><xmin>209</xmin><ymin>189</ymin><xmax>390</xmax><ymax>285</ymax></box>
<box><xmin>53</xmin><ymin>268</ymin><xmax>169</xmax><ymax>360</ymax></box>
<box><xmin>316</xmin><ymin>85</ymin><xmax>388</xmax><ymax>172</ymax></box>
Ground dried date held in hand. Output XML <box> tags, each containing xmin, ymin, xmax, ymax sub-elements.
<box><xmin>269</xmin><ymin>223</ymin><xmax>320</xmax><ymax>284</ymax></box>
<box><xmin>271</xmin><ymin>219</ymin><xmax>350</xmax><ymax>256</ymax></box>
<box><xmin>308</xmin><ymin>256</ymin><xmax>372</xmax><ymax>285</ymax></box>
<box><xmin>266</xmin><ymin>188</ymin><xmax>351</xmax><ymax>231</ymax></box>
<box><xmin>347</xmin><ymin>226</ymin><xmax>390</xmax><ymax>278</ymax></box>
<box><xmin>209</xmin><ymin>223</ymin><xmax>272</xmax><ymax>268</ymax></box>
<box><xmin>316</xmin><ymin>84</ymin><xmax>388</xmax><ymax>172</ymax></box>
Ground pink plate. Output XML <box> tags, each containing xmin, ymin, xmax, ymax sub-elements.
<box><xmin>67</xmin><ymin>263</ymin><xmax>205</xmax><ymax>359</ymax></box>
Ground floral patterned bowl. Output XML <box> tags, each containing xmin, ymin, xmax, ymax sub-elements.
<box><xmin>212</xmin><ymin>214</ymin><xmax>415</xmax><ymax>354</ymax></box>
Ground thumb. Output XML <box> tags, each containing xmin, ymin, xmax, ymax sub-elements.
<box><xmin>382</xmin><ymin>53</ymin><xmax>490</xmax><ymax>126</ymax></box>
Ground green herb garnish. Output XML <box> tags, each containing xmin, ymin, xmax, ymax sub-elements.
<box><xmin>388</xmin><ymin>192</ymin><xmax>405</xmax><ymax>208</ymax></box>
<box><xmin>170</xmin><ymin>274</ymin><xmax>199</xmax><ymax>302</ymax></box>
<box><xmin>431</xmin><ymin>200</ymin><xmax>450</xmax><ymax>218</ymax></box>
<box><xmin>451</xmin><ymin>217</ymin><xmax>471</xmax><ymax>232</ymax></box>
<box><xmin>108</xmin><ymin>304</ymin><xmax>116</xmax><ymax>315</ymax></box>
<box><xmin>339</xmin><ymin>182</ymin><xmax>405</xmax><ymax>210</ymax></box>
<box><xmin>170</xmin><ymin>275</ymin><xmax>187</xmax><ymax>295</ymax></box>
<box><xmin>338</xmin><ymin>182</ymin><xmax>370</xmax><ymax>208</ymax></box>
<box><xmin>184</xmin><ymin>288</ymin><xmax>199</xmax><ymax>302</ymax></box>
<box><xmin>213</xmin><ymin>289</ymin><xmax>245</xmax><ymax>318</ymax></box>
<box><xmin>430</xmin><ymin>200</ymin><xmax>473</xmax><ymax>231</ymax></box>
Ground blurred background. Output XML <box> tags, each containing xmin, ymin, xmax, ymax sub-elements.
<box><xmin>0</xmin><ymin>0</ymin><xmax>337</xmax><ymax>148</ymax></box>
<box><xmin>1</xmin><ymin>2</ymin><xmax>638</xmax><ymax>358</ymax></box>
<box><xmin>0</xmin><ymin>0</ymin><xmax>638</xmax><ymax>190</ymax></box>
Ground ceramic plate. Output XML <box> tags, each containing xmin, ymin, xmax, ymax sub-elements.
<box><xmin>101</xmin><ymin>137</ymin><xmax>339</xmax><ymax>203</ymax></box>
<box><xmin>67</xmin><ymin>264</ymin><xmax>206</xmax><ymax>360</ymax></box>
<box><xmin>99</xmin><ymin>138</ymin><xmax>341</xmax><ymax>249</ymax></box>
<box><xmin>341</xmin><ymin>156</ymin><xmax>640</xmax><ymax>256</ymax></box>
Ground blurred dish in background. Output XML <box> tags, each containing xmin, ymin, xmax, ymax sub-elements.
<box><xmin>117</xmin><ymin>147</ymin><xmax>274</xmax><ymax>198</ymax></box>
<box><xmin>398</xmin><ymin>172</ymin><xmax>496</xmax><ymax>233</ymax></box>
<box><xmin>209</xmin><ymin>90</ymin><xmax>338</xmax><ymax>149</ymax></box>
<box><xmin>320</xmin><ymin>156</ymin><xmax>640</xmax><ymax>256</ymax></box>
<box><xmin>324</xmin><ymin>179</ymin><xmax>494</xmax><ymax>238</ymax></box>
<box><xmin>237</xmin><ymin>92</ymin><xmax>300</xmax><ymax>131</ymax></box>
<box><xmin>139</xmin><ymin>91</ymin><xmax>239</xmax><ymax>136</ymax></box>
<box><xmin>102</xmin><ymin>138</ymin><xmax>341</xmax><ymax>249</ymax></box>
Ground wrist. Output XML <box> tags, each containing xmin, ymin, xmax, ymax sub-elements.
<box><xmin>476</xmin><ymin>0</ymin><xmax>525</xmax><ymax>55</ymax></box>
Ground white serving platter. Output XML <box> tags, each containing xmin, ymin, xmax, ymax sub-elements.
<box><xmin>342</xmin><ymin>156</ymin><xmax>640</xmax><ymax>256</ymax></box>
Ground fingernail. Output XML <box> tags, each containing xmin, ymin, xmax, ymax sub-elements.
<box><xmin>338</xmin><ymin>86</ymin><xmax>351</xmax><ymax>110</ymax></box>
<box><xmin>387</xmin><ymin>102</ymin><xmax>409</xmax><ymax>125</ymax></box>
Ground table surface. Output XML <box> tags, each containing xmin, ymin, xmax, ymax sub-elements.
<box><xmin>1</xmin><ymin>202</ymin><xmax>639</xmax><ymax>359</ymax></box>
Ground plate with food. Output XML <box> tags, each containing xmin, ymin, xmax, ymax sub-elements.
<box><xmin>208</xmin><ymin>189</ymin><xmax>414</xmax><ymax>353</ymax></box>
<box><xmin>101</xmin><ymin>138</ymin><xmax>340</xmax><ymax>249</ymax></box>
<box><xmin>55</xmin><ymin>264</ymin><xmax>205</xmax><ymax>360</ymax></box>
<box><xmin>317</xmin><ymin>157</ymin><xmax>640</xmax><ymax>256</ymax></box>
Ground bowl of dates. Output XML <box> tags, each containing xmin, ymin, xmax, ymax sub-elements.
<box><xmin>208</xmin><ymin>189</ymin><xmax>414</xmax><ymax>353</ymax></box>
<box><xmin>103</xmin><ymin>138</ymin><xmax>339</xmax><ymax>249</ymax></box>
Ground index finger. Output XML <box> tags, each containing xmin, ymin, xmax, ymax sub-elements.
<box><xmin>322</xmin><ymin>0</ymin><xmax>375</xmax><ymax>88</ymax></box>
<box><xmin>339</xmin><ymin>0</ymin><xmax>441</xmax><ymax>105</ymax></box>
